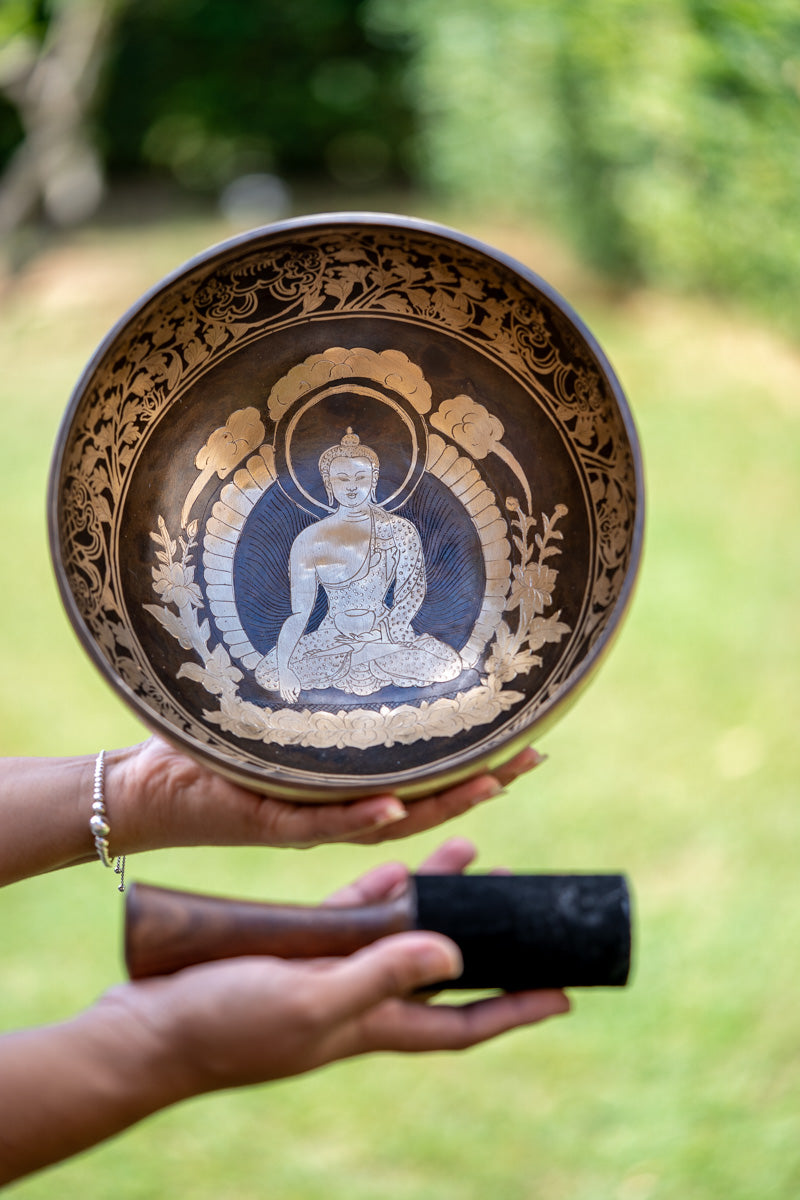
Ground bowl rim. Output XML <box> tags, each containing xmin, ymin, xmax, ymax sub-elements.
<box><xmin>48</xmin><ymin>210</ymin><xmax>645</xmax><ymax>799</ymax></box>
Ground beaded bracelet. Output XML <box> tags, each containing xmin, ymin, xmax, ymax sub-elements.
<box><xmin>89</xmin><ymin>750</ymin><xmax>126</xmax><ymax>892</ymax></box>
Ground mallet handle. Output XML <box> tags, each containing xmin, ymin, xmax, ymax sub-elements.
<box><xmin>125</xmin><ymin>874</ymin><xmax>632</xmax><ymax>989</ymax></box>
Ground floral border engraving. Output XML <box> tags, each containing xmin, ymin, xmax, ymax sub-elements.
<box><xmin>56</xmin><ymin>222</ymin><xmax>637</xmax><ymax>768</ymax></box>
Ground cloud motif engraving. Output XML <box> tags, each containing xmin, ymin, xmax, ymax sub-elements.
<box><xmin>267</xmin><ymin>347</ymin><xmax>433</xmax><ymax>423</ymax></box>
<box><xmin>180</xmin><ymin>407</ymin><xmax>266</xmax><ymax>528</ymax></box>
<box><xmin>431</xmin><ymin>395</ymin><xmax>532</xmax><ymax>511</ymax></box>
<box><xmin>430</xmin><ymin>395</ymin><xmax>506</xmax><ymax>458</ymax></box>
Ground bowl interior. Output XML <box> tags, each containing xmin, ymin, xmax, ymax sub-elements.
<box><xmin>50</xmin><ymin>215</ymin><xmax>643</xmax><ymax>800</ymax></box>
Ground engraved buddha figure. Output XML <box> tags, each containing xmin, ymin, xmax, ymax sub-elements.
<box><xmin>255</xmin><ymin>429</ymin><xmax>464</xmax><ymax>701</ymax></box>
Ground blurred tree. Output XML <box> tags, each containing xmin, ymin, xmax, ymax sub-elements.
<box><xmin>0</xmin><ymin>0</ymin><xmax>415</xmax><ymax>233</ymax></box>
<box><xmin>379</xmin><ymin>0</ymin><xmax>800</xmax><ymax>334</ymax></box>
<box><xmin>2</xmin><ymin>0</ymin><xmax>798</xmax><ymax>337</ymax></box>
<box><xmin>0</xmin><ymin>0</ymin><xmax>114</xmax><ymax>239</ymax></box>
<box><xmin>95</xmin><ymin>0</ymin><xmax>413</xmax><ymax>192</ymax></box>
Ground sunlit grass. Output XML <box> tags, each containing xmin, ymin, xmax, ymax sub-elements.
<box><xmin>1</xmin><ymin>201</ymin><xmax>799</xmax><ymax>1198</ymax></box>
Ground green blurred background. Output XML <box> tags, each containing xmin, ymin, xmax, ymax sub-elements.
<box><xmin>1</xmin><ymin>1</ymin><xmax>799</xmax><ymax>1196</ymax></box>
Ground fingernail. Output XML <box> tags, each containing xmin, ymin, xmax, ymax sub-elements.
<box><xmin>387</xmin><ymin>877</ymin><xmax>411</xmax><ymax>901</ymax></box>
<box><xmin>470</xmin><ymin>779</ymin><xmax>504</xmax><ymax>806</ymax></box>
<box><xmin>420</xmin><ymin>941</ymin><xmax>463</xmax><ymax>982</ymax></box>
<box><xmin>503</xmin><ymin>747</ymin><xmax>548</xmax><ymax>783</ymax></box>
<box><xmin>368</xmin><ymin>799</ymin><xmax>407</xmax><ymax>829</ymax></box>
<box><xmin>516</xmin><ymin>747</ymin><xmax>548</xmax><ymax>770</ymax></box>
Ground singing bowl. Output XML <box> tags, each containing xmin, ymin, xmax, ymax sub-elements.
<box><xmin>49</xmin><ymin>213</ymin><xmax>644</xmax><ymax>801</ymax></box>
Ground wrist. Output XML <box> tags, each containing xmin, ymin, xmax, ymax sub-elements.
<box><xmin>101</xmin><ymin>744</ymin><xmax>149</xmax><ymax>855</ymax></box>
<box><xmin>86</xmin><ymin>982</ymin><xmax>200</xmax><ymax>1112</ymax></box>
<box><xmin>94</xmin><ymin>974</ymin><xmax>241</xmax><ymax>1103</ymax></box>
<box><xmin>102</xmin><ymin>739</ymin><xmax>191</xmax><ymax>856</ymax></box>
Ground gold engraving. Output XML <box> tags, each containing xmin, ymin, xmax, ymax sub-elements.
<box><xmin>141</xmin><ymin>504</ymin><xmax>568</xmax><ymax>752</ymax></box>
<box><xmin>430</xmin><ymin>395</ymin><xmax>532</xmax><ymax>511</ymax></box>
<box><xmin>267</xmin><ymin>346</ymin><xmax>433</xmax><ymax>422</ymax></box>
<box><xmin>484</xmin><ymin>501</ymin><xmax>571</xmax><ymax>684</ymax></box>
<box><xmin>180</xmin><ymin>407</ymin><xmax>266</xmax><ymax>528</ymax></box>
<box><xmin>424</xmin><ymin>433</ymin><xmax>509</xmax><ymax>668</ymax></box>
<box><xmin>54</xmin><ymin>220</ymin><xmax>639</xmax><ymax>788</ymax></box>
<box><xmin>141</xmin><ymin>343</ymin><xmax>572</xmax><ymax>749</ymax></box>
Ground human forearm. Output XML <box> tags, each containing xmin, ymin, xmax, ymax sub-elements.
<box><xmin>0</xmin><ymin>753</ymin><xmax>114</xmax><ymax>885</ymax></box>
<box><xmin>0</xmin><ymin>992</ymin><xmax>188</xmax><ymax>1185</ymax></box>
<box><xmin>0</xmin><ymin>745</ymin><xmax>191</xmax><ymax>885</ymax></box>
<box><xmin>0</xmin><ymin>853</ymin><xmax>569</xmax><ymax>1183</ymax></box>
<box><xmin>0</xmin><ymin>741</ymin><xmax>301</xmax><ymax>884</ymax></box>
<box><xmin>0</xmin><ymin>738</ymin><xmax>545</xmax><ymax>884</ymax></box>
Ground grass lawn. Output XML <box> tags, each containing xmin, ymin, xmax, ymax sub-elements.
<box><xmin>1</xmin><ymin>197</ymin><xmax>799</xmax><ymax>1198</ymax></box>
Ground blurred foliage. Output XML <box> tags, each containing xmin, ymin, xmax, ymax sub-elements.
<box><xmin>96</xmin><ymin>0</ymin><xmax>413</xmax><ymax>191</ymax></box>
<box><xmin>0</xmin><ymin>0</ymin><xmax>49</xmax><ymax>43</ymax></box>
<box><xmin>0</xmin><ymin>0</ymin><xmax>414</xmax><ymax>192</ymax></box>
<box><xmin>1</xmin><ymin>0</ymin><xmax>799</xmax><ymax>329</ymax></box>
<box><xmin>0</xmin><ymin>0</ymin><xmax>51</xmax><ymax>158</ymax></box>
<box><xmin>378</xmin><ymin>0</ymin><xmax>800</xmax><ymax>334</ymax></box>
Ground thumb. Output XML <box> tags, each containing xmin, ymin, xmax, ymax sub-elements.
<box><xmin>323</xmin><ymin>932</ymin><xmax>463</xmax><ymax>1023</ymax></box>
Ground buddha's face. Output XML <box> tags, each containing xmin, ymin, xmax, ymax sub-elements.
<box><xmin>327</xmin><ymin>455</ymin><xmax>376</xmax><ymax>508</ymax></box>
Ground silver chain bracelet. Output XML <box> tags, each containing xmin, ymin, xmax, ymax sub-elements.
<box><xmin>89</xmin><ymin>749</ymin><xmax>126</xmax><ymax>893</ymax></box>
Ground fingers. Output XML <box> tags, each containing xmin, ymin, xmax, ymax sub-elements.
<box><xmin>261</xmin><ymin>795</ymin><xmax>407</xmax><ymax>848</ymax></box>
<box><xmin>323</xmin><ymin>860</ymin><xmax>409</xmax><ymax>908</ymax></box>
<box><xmin>271</xmin><ymin>745</ymin><xmax>547</xmax><ymax>849</ymax></box>
<box><xmin>491</xmin><ymin>746</ymin><xmax>547</xmax><ymax>788</ymax></box>
<box><xmin>352</xmin><ymin>748</ymin><xmax>547</xmax><ymax>845</ymax></box>
<box><xmin>414</xmin><ymin>836</ymin><xmax>477</xmax><ymax>875</ymax></box>
<box><xmin>352</xmin><ymin>777</ymin><xmax>501</xmax><ymax>844</ymax></box>
<box><xmin>367</xmin><ymin>988</ymin><xmax>571</xmax><ymax>1054</ymax></box>
<box><xmin>323</xmin><ymin>837</ymin><xmax>477</xmax><ymax>907</ymax></box>
<box><xmin>322</xmin><ymin>933</ymin><xmax>464</xmax><ymax>1025</ymax></box>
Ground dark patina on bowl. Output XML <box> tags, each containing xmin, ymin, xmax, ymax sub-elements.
<box><xmin>49</xmin><ymin>213</ymin><xmax>644</xmax><ymax>801</ymax></box>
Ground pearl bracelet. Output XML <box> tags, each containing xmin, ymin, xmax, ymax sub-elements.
<box><xmin>89</xmin><ymin>750</ymin><xmax>126</xmax><ymax>892</ymax></box>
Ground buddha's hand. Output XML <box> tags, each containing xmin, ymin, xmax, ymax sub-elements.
<box><xmin>103</xmin><ymin>738</ymin><xmax>547</xmax><ymax>852</ymax></box>
<box><xmin>359</xmin><ymin>629</ymin><xmax>382</xmax><ymax>642</ymax></box>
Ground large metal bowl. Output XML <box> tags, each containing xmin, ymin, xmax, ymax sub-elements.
<box><xmin>49</xmin><ymin>213</ymin><xmax>644</xmax><ymax>800</ymax></box>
